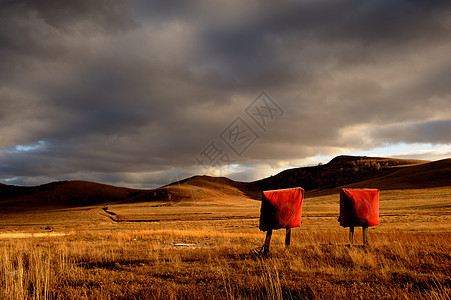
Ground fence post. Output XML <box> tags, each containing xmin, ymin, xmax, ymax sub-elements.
<box><xmin>349</xmin><ymin>226</ymin><xmax>354</xmax><ymax>245</ymax></box>
<box><xmin>285</xmin><ymin>228</ymin><xmax>291</xmax><ymax>248</ymax></box>
<box><xmin>263</xmin><ymin>229</ymin><xmax>273</xmax><ymax>255</ymax></box>
<box><xmin>363</xmin><ymin>226</ymin><xmax>369</xmax><ymax>246</ymax></box>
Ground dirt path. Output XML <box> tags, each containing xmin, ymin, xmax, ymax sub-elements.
<box><xmin>0</xmin><ymin>232</ymin><xmax>70</xmax><ymax>239</ymax></box>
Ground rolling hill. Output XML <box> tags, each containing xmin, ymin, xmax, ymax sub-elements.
<box><xmin>0</xmin><ymin>180</ymin><xmax>146</xmax><ymax>209</ymax></box>
<box><xmin>345</xmin><ymin>158</ymin><xmax>451</xmax><ymax>189</ymax></box>
<box><xmin>1</xmin><ymin>156</ymin><xmax>450</xmax><ymax>211</ymax></box>
<box><xmin>253</xmin><ymin>155</ymin><xmax>428</xmax><ymax>192</ymax></box>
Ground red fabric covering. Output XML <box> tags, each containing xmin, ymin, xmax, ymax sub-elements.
<box><xmin>259</xmin><ymin>187</ymin><xmax>304</xmax><ymax>231</ymax></box>
<box><xmin>340</xmin><ymin>188</ymin><xmax>379</xmax><ymax>227</ymax></box>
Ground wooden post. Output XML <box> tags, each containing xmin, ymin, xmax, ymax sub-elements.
<box><xmin>263</xmin><ymin>229</ymin><xmax>273</xmax><ymax>255</ymax></box>
<box><xmin>363</xmin><ymin>226</ymin><xmax>369</xmax><ymax>246</ymax></box>
<box><xmin>285</xmin><ymin>228</ymin><xmax>291</xmax><ymax>249</ymax></box>
<box><xmin>349</xmin><ymin>226</ymin><xmax>354</xmax><ymax>245</ymax></box>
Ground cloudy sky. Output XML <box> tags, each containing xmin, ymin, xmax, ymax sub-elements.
<box><xmin>1</xmin><ymin>0</ymin><xmax>451</xmax><ymax>188</ymax></box>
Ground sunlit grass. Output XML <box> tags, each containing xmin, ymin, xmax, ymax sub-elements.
<box><xmin>0</xmin><ymin>186</ymin><xmax>450</xmax><ymax>299</ymax></box>
<box><xmin>1</xmin><ymin>223</ymin><xmax>449</xmax><ymax>299</ymax></box>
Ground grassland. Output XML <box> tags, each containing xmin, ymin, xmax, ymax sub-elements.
<box><xmin>1</xmin><ymin>187</ymin><xmax>450</xmax><ymax>299</ymax></box>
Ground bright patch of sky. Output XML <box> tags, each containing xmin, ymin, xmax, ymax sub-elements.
<box><xmin>7</xmin><ymin>141</ymin><xmax>46</xmax><ymax>153</ymax></box>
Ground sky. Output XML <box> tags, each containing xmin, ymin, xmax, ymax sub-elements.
<box><xmin>1</xmin><ymin>0</ymin><xmax>451</xmax><ymax>188</ymax></box>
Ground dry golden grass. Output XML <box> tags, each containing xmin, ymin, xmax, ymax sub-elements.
<box><xmin>1</xmin><ymin>187</ymin><xmax>450</xmax><ymax>299</ymax></box>
<box><xmin>1</xmin><ymin>222</ymin><xmax>450</xmax><ymax>299</ymax></box>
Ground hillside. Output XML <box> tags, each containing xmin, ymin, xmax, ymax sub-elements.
<box><xmin>156</xmin><ymin>175</ymin><xmax>261</xmax><ymax>203</ymax></box>
<box><xmin>254</xmin><ymin>156</ymin><xmax>429</xmax><ymax>192</ymax></box>
<box><xmin>136</xmin><ymin>156</ymin><xmax>437</xmax><ymax>202</ymax></box>
<box><xmin>345</xmin><ymin>158</ymin><xmax>451</xmax><ymax>189</ymax></box>
<box><xmin>0</xmin><ymin>176</ymin><xmax>260</xmax><ymax>211</ymax></box>
<box><xmin>0</xmin><ymin>181</ymin><xmax>68</xmax><ymax>201</ymax></box>
<box><xmin>1</xmin><ymin>156</ymin><xmax>450</xmax><ymax>211</ymax></box>
<box><xmin>0</xmin><ymin>181</ymin><xmax>146</xmax><ymax>209</ymax></box>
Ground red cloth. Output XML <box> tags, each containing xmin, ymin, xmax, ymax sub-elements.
<box><xmin>340</xmin><ymin>188</ymin><xmax>379</xmax><ymax>227</ymax></box>
<box><xmin>259</xmin><ymin>187</ymin><xmax>304</xmax><ymax>231</ymax></box>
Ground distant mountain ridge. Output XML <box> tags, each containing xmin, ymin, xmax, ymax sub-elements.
<box><xmin>345</xmin><ymin>158</ymin><xmax>451</xmax><ymax>189</ymax></box>
<box><xmin>0</xmin><ymin>181</ymin><xmax>68</xmax><ymax>201</ymax></box>
<box><xmin>254</xmin><ymin>155</ymin><xmax>428</xmax><ymax>192</ymax></box>
<box><xmin>0</xmin><ymin>180</ymin><xmax>145</xmax><ymax>209</ymax></box>
<box><xmin>1</xmin><ymin>155</ymin><xmax>450</xmax><ymax>210</ymax></box>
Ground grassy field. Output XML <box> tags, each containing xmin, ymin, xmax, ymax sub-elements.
<box><xmin>1</xmin><ymin>187</ymin><xmax>450</xmax><ymax>299</ymax></box>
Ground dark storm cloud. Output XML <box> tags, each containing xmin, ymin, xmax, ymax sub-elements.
<box><xmin>198</xmin><ymin>0</ymin><xmax>451</xmax><ymax>83</ymax></box>
<box><xmin>23</xmin><ymin>0</ymin><xmax>136</xmax><ymax>33</ymax></box>
<box><xmin>1</xmin><ymin>0</ymin><xmax>451</xmax><ymax>187</ymax></box>
<box><xmin>372</xmin><ymin>120</ymin><xmax>451</xmax><ymax>145</ymax></box>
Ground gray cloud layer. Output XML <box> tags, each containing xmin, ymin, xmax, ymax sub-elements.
<box><xmin>1</xmin><ymin>0</ymin><xmax>451</xmax><ymax>187</ymax></box>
